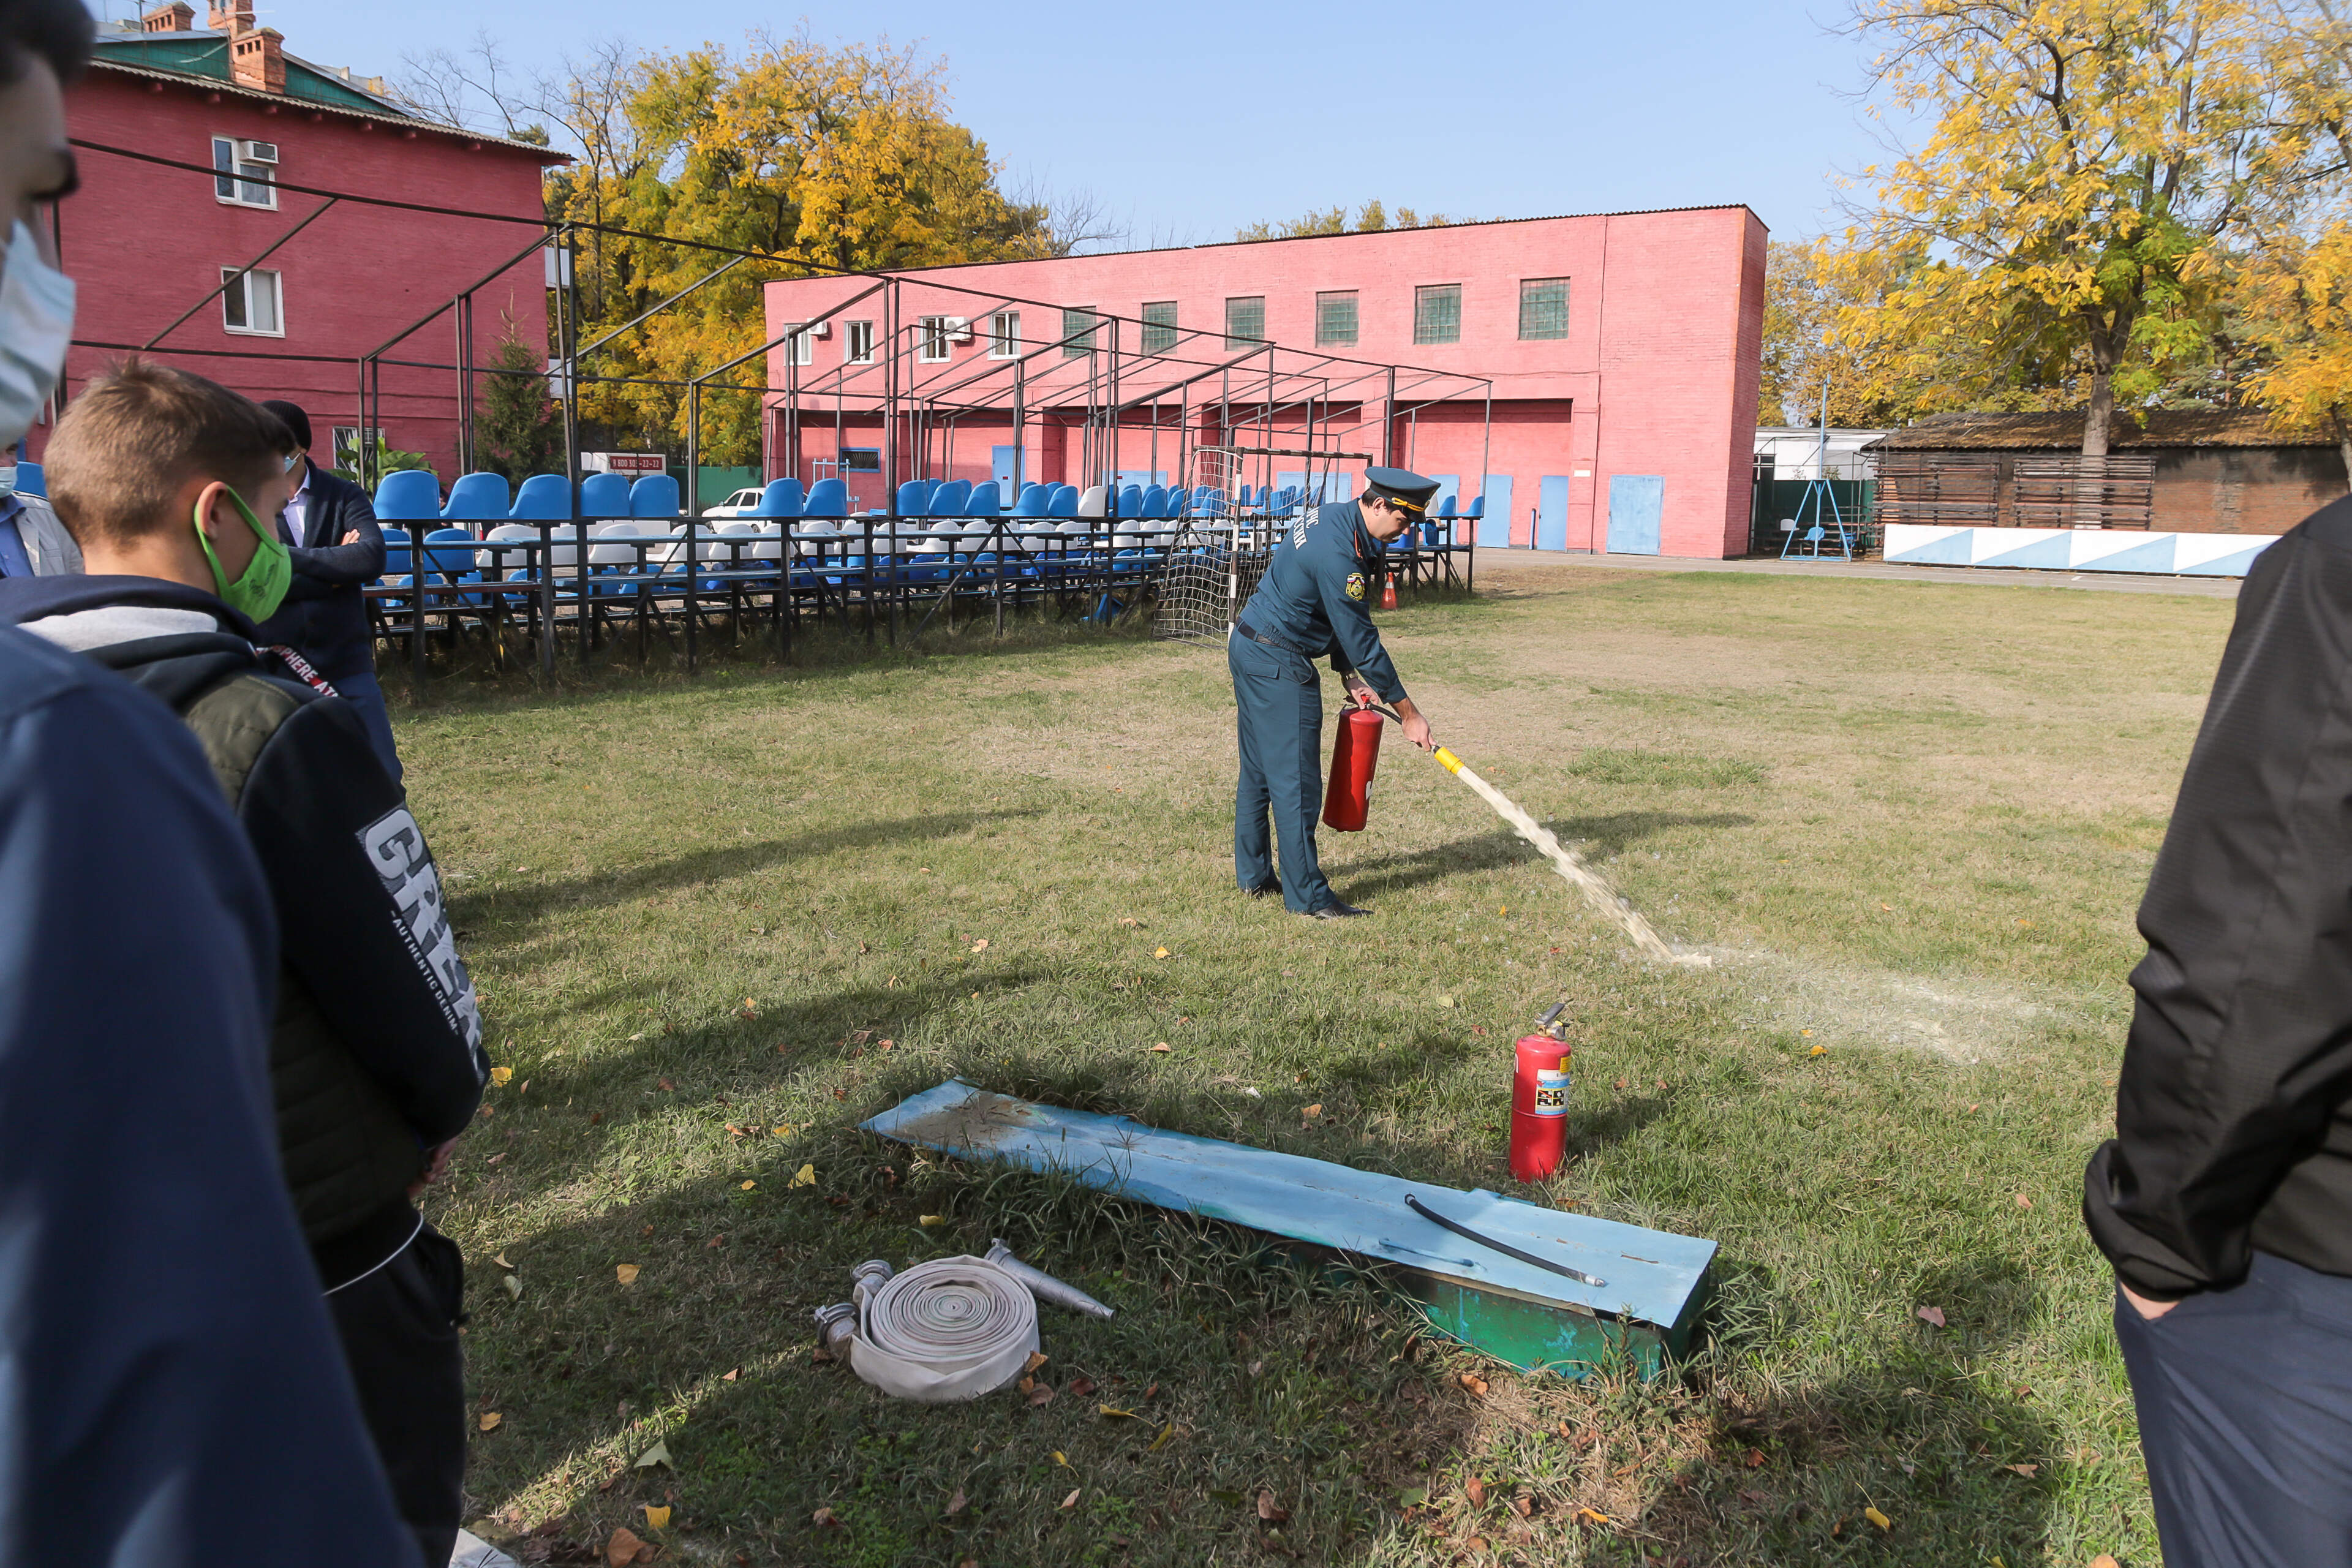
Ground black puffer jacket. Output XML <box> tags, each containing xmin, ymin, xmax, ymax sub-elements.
<box><xmin>0</xmin><ymin>575</ymin><xmax>486</xmax><ymax>1287</ymax></box>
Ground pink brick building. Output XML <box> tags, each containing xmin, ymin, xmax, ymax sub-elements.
<box><xmin>55</xmin><ymin>2</ymin><xmax>562</xmax><ymax>476</ymax></box>
<box><xmin>762</xmin><ymin>206</ymin><xmax>1767</xmax><ymax>556</ymax></box>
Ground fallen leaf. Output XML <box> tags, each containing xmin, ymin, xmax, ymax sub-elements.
<box><xmin>722</xmin><ymin>1368</ymin><xmax>738</xmax><ymax>1382</ymax></box>
<box><xmin>1809</xmin><ymin>1044</ymin><xmax>1827</xmax><ymax>1057</ymax></box>
<box><xmin>1302</xmin><ymin>1104</ymin><xmax>1322</xmax><ymax>1119</ymax></box>
<box><xmin>1148</xmin><ymin>1423</ymin><xmax>1174</xmax><ymax>1451</ymax></box>
<box><xmin>1153</xmin><ymin>946</ymin><xmax>1171</xmax><ymax>959</ymax></box>
<box><xmin>919</xmin><ymin>1214</ymin><xmax>946</xmax><ymax>1227</ymax></box>
<box><xmin>1801</xmin><ymin>1029</ymin><xmax>1814</xmax><ymax>1037</ymax></box>
<box><xmin>1052</xmin><ymin>1450</ymin><xmax>1068</xmax><ymax>1466</ymax></box>
<box><xmin>478</xmin><ymin>1412</ymin><xmax>502</xmax><ymax>1431</ymax></box>
<box><xmin>1150</xmin><ymin>1042</ymin><xmax>1172</xmax><ymax>1054</ymax></box>
<box><xmin>789</xmin><ymin>1164</ymin><xmax>816</xmax><ymax>1189</ymax></box>
<box><xmin>657</xmin><ymin>1078</ymin><xmax>674</xmax><ymax>1092</ymax></box>
<box><xmin>2006</xmin><ymin>1461</ymin><xmax>2039</xmax><ymax>1477</ymax></box>
<box><xmin>1917</xmin><ymin>1305</ymin><xmax>1947</xmax><ymax>1329</ymax></box>
<box><xmin>1023</xmin><ymin>1351</ymin><xmax>1049</xmax><ymax>1375</ymax></box>
<box><xmin>1880</xmin><ymin>902</ymin><xmax>1893</xmax><ymax>911</ymax></box>
<box><xmin>2016</xmin><ymin>918</ymin><xmax>2034</xmax><ymax>927</ymax></box>
<box><xmin>1574</xmin><ymin>1507</ymin><xmax>1612</xmax><ymax>1525</ymax></box>
<box><xmin>740</xmin><ymin>1180</ymin><xmax>756</xmax><ymax>1191</ymax></box>
<box><xmin>1469</xmin><ymin>1537</ymin><xmax>1490</xmax><ymax>1552</ymax></box>
<box><xmin>1458</xmin><ymin>1372</ymin><xmax>1490</xmax><ymax>1398</ymax></box>
<box><xmin>1247</xmin><ymin>1360</ymin><xmax>1263</xmax><ymax>1378</ymax></box>
<box><xmin>2015</xmin><ymin>1193</ymin><xmax>2032</xmax><ymax>1209</ymax></box>
<box><xmin>1028</xmin><ymin>1384</ymin><xmax>1055</xmax><ymax>1406</ymax></box>
<box><xmin>1464</xmin><ymin>1476</ymin><xmax>1488</xmax><ymax>1506</ymax></box>
<box><xmin>1865</xmin><ymin>1506</ymin><xmax>1892</xmax><ymax>1530</ymax></box>
<box><xmin>1256</xmin><ymin>1490</ymin><xmax>1290</xmax><ymax>1524</ymax></box>
<box><xmin>772</xmin><ymin>1125</ymin><xmax>791</xmax><ymax>1137</ymax></box>
<box><xmin>1117</xmin><ymin>917</ymin><xmax>1142</xmax><ymax>927</ymax></box>
<box><xmin>642</xmin><ymin>1505</ymin><xmax>671</xmax><ymax>1530</ymax></box>
<box><xmin>603</xmin><ymin>1528</ymin><xmax>650</xmax><ymax>1567</ymax></box>
<box><xmin>589</xmin><ymin>1112</ymin><xmax>603</xmax><ymax>1125</ymax></box>
<box><xmin>1744</xmin><ymin>1448</ymin><xmax>1765</xmax><ymax>1468</ymax></box>
<box><xmin>1509</xmin><ymin>1494</ymin><xmax>1533</xmax><ymax>1518</ymax></box>
<box><xmin>1068</xmin><ymin>1376</ymin><xmax>1098</xmax><ymax>1397</ymax></box>
<box><xmin>1396</xmin><ymin>1484</ymin><xmax>1430</xmax><ymax>1507</ymax></box>
<box><xmin>2090</xmin><ymin>1558</ymin><xmax>2120</xmax><ymax>1568</ymax></box>
<box><xmin>1060</xmin><ymin>1487</ymin><xmax>1081</xmax><ymax>1511</ymax></box>
<box><xmin>945</xmin><ymin>1488</ymin><xmax>968</xmax><ymax>1515</ymax></box>
<box><xmin>1097</xmin><ymin>1404</ymin><xmax>1137</xmax><ymax>1419</ymax></box>
<box><xmin>635</xmin><ymin>1440</ymin><xmax>672</xmax><ymax>1469</ymax></box>
<box><xmin>502</xmin><ymin>1274</ymin><xmax>522</xmax><ymax>1300</ymax></box>
<box><xmin>491</xmin><ymin>1250</ymin><xmax>511</xmax><ymax>1272</ymax></box>
<box><xmin>615</xmin><ymin>1264</ymin><xmax>641</xmax><ymax>1286</ymax></box>
<box><xmin>490</xmin><ymin>1066</ymin><xmax>513</xmax><ymax>1086</ymax></box>
<box><xmin>811</xmin><ymin>1506</ymin><xmax>841</xmax><ymax>1529</ymax></box>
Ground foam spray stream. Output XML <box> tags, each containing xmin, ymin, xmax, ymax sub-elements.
<box><xmin>1428</xmin><ymin>741</ymin><xmax>1711</xmax><ymax>968</ymax></box>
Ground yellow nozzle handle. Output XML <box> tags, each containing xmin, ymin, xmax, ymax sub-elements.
<box><xmin>1433</xmin><ymin>745</ymin><xmax>1464</xmax><ymax>775</ymax></box>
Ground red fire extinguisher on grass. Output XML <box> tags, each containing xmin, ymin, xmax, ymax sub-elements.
<box><xmin>1322</xmin><ymin>705</ymin><xmax>1384</xmax><ymax>832</ymax></box>
<box><xmin>1510</xmin><ymin>1001</ymin><xmax>1573</xmax><ymax>1183</ymax></box>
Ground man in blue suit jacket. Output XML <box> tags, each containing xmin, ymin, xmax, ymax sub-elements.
<box><xmin>253</xmin><ymin>399</ymin><xmax>401</xmax><ymax>782</ymax></box>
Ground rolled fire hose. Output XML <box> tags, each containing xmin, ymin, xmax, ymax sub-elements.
<box><xmin>1364</xmin><ymin>704</ymin><xmax>1708</xmax><ymax>967</ymax></box>
<box><xmin>820</xmin><ymin>1256</ymin><xmax>1039</xmax><ymax>1404</ymax></box>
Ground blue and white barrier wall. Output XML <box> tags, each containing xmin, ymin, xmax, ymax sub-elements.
<box><xmin>1882</xmin><ymin>524</ymin><xmax>2278</xmax><ymax>578</ymax></box>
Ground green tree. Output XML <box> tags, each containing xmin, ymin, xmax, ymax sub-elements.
<box><xmin>1233</xmin><ymin>200</ymin><xmax>1463</xmax><ymax>243</ymax></box>
<box><xmin>473</xmin><ymin>323</ymin><xmax>563</xmax><ymax>486</ymax></box>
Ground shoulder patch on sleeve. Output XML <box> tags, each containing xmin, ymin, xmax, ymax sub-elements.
<box><xmin>1345</xmin><ymin>571</ymin><xmax>1366</xmax><ymax>601</ymax></box>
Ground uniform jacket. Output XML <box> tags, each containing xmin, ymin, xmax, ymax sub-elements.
<box><xmin>1236</xmin><ymin>500</ymin><xmax>1407</xmax><ymax>703</ymax></box>
<box><xmin>0</xmin><ymin>624</ymin><xmax>419</xmax><ymax>1564</ymax></box>
<box><xmin>1</xmin><ymin>574</ymin><xmax>486</xmax><ymax>1288</ymax></box>
<box><xmin>2085</xmin><ymin>494</ymin><xmax>2352</xmax><ymax>1299</ymax></box>
<box><xmin>253</xmin><ymin>464</ymin><xmax>385</xmax><ymax>682</ymax></box>
<box><xmin>7</xmin><ymin>492</ymin><xmax>80</xmax><ymax>575</ymax></box>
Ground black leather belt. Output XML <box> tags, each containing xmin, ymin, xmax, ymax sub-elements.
<box><xmin>1232</xmin><ymin>619</ymin><xmax>1310</xmax><ymax>657</ymax></box>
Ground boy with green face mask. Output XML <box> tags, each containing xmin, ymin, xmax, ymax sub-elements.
<box><xmin>0</xmin><ymin>359</ymin><xmax>491</xmax><ymax>1567</ymax></box>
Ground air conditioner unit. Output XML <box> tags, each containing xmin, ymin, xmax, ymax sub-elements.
<box><xmin>239</xmin><ymin>140</ymin><xmax>279</xmax><ymax>165</ymax></box>
<box><xmin>806</xmin><ymin>320</ymin><xmax>831</xmax><ymax>339</ymax></box>
<box><xmin>946</xmin><ymin>316</ymin><xmax>974</xmax><ymax>342</ymax></box>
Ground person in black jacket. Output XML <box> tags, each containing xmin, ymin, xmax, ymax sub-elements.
<box><xmin>10</xmin><ymin>360</ymin><xmax>489</xmax><ymax>1566</ymax></box>
<box><xmin>252</xmin><ymin>398</ymin><xmax>401</xmax><ymax>782</ymax></box>
<box><xmin>2082</xmin><ymin>492</ymin><xmax>2352</xmax><ymax>1567</ymax></box>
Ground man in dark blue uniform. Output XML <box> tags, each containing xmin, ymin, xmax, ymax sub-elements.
<box><xmin>1230</xmin><ymin>467</ymin><xmax>1439</xmax><ymax>918</ymax></box>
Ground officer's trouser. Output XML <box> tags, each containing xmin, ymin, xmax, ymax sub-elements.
<box><xmin>1230</xmin><ymin>629</ymin><xmax>1332</xmax><ymax>914</ymax></box>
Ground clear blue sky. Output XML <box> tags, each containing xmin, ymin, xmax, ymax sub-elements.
<box><xmin>95</xmin><ymin>0</ymin><xmax>1888</xmax><ymax>245</ymax></box>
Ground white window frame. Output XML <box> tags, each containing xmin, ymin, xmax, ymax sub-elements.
<box><xmin>330</xmin><ymin>426</ymin><xmax>383</xmax><ymax>471</ymax></box>
<box><xmin>918</xmin><ymin>315</ymin><xmax>952</xmax><ymax>364</ymax></box>
<box><xmin>220</xmin><ymin>266</ymin><xmax>283</xmax><ymax>337</ymax></box>
<box><xmin>988</xmin><ymin>310</ymin><xmax>1020</xmax><ymax>359</ymax></box>
<box><xmin>844</xmin><ymin>320</ymin><xmax>875</xmax><ymax>364</ymax></box>
<box><xmin>212</xmin><ymin>135</ymin><xmax>276</xmax><ymax>209</ymax></box>
<box><xmin>780</xmin><ymin>325</ymin><xmax>813</xmax><ymax>366</ymax></box>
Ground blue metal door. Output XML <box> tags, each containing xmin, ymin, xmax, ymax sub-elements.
<box><xmin>1607</xmin><ymin>475</ymin><xmax>1664</xmax><ymax>555</ymax></box>
<box><xmin>992</xmin><ymin>445</ymin><xmax>1024</xmax><ymax>497</ymax></box>
<box><xmin>1476</xmin><ymin>475</ymin><xmax>1512</xmax><ymax>547</ymax></box>
<box><xmin>1537</xmin><ymin>476</ymin><xmax>1571</xmax><ymax>550</ymax></box>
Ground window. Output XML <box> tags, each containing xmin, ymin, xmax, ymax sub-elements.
<box><xmin>919</xmin><ymin>315</ymin><xmax>952</xmax><ymax>363</ymax></box>
<box><xmin>780</xmin><ymin>325</ymin><xmax>812</xmax><ymax>365</ymax></box>
<box><xmin>845</xmin><ymin>320</ymin><xmax>875</xmax><ymax>363</ymax></box>
<box><xmin>1518</xmin><ymin>277</ymin><xmax>1569</xmax><ymax>340</ymax></box>
<box><xmin>220</xmin><ymin>266</ymin><xmax>282</xmax><ymax>336</ymax></box>
<box><xmin>989</xmin><ymin>310</ymin><xmax>1020</xmax><ymax>358</ymax></box>
<box><xmin>1224</xmin><ymin>295</ymin><xmax>1265</xmax><ymax>349</ymax></box>
<box><xmin>212</xmin><ymin>135</ymin><xmax>276</xmax><ymax>209</ymax></box>
<box><xmin>1414</xmin><ymin>283</ymin><xmax>1461</xmax><ymax>345</ymax></box>
<box><xmin>330</xmin><ymin>426</ymin><xmax>383</xmax><ymax>472</ymax></box>
<box><xmin>1315</xmin><ymin>290</ymin><xmax>1358</xmax><ymax>347</ymax></box>
<box><xmin>1141</xmin><ymin>300</ymin><xmax>1177</xmax><ymax>355</ymax></box>
<box><xmin>1060</xmin><ymin>306</ymin><xmax>1098</xmax><ymax>357</ymax></box>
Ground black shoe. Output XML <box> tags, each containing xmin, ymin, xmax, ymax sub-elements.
<box><xmin>1244</xmin><ymin>880</ymin><xmax>1281</xmax><ymax>899</ymax></box>
<box><xmin>1306</xmin><ymin>900</ymin><xmax>1370</xmax><ymax>919</ymax></box>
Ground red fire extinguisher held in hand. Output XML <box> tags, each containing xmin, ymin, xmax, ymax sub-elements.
<box><xmin>1322</xmin><ymin>705</ymin><xmax>1384</xmax><ymax>832</ymax></box>
<box><xmin>1510</xmin><ymin>1002</ymin><xmax>1573</xmax><ymax>1183</ymax></box>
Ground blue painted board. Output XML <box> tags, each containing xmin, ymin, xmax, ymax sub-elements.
<box><xmin>1477</xmin><ymin>474</ymin><xmax>1513</xmax><ymax>548</ymax></box>
<box><xmin>1537</xmin><ymin>476</ymin><xmax>1571</xmax><ymax>550</ymax></box>
<box><xmin>991</xmin><ymin>445</ymin><xmax>1025</xmax><ymax>499</ymax></box>
<box><xmin>864</xmin><ymin>1080</ymin><xmax>1713</xmax><ymax>1342</ymax></box>
<box><xmin>1607</xmin><ymin>475</ymin><xmax>1663</xmax><ymax>555</ymax></box>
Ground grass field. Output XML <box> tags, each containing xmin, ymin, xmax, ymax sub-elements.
<box><xmin>396</xmin><ymin>562</ymin><xmax>2235</xmax><ymax>1566</ymax></box>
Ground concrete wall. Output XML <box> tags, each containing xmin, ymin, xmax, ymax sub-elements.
<box><xmin>58</xmin><ymin>68</ymin><xmax>555</xmax><ymax>476</ymax></box>
<box><xmin>763</xmin><ymin>206</ymin><xmax>1768</xmax><ymax>556</ymax></box>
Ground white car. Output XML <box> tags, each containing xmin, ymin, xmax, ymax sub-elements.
<box><xmin>704</xmin><ymin>488</ymin><xmax>767</xmax><ymax>518</ymax></box>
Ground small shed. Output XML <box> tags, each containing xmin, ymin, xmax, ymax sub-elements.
<box><xmin>1867</xmin><ymin>411</ymin><xmax>2348</xmax><ymax>535</ymax></box>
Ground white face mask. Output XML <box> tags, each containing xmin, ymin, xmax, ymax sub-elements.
<box><xmin>0</xmin><ymin>221</ymin><xmax>74</xmax><ymax>450</ymax></box>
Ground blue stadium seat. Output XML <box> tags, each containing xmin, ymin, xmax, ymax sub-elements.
<box><xmin>754</xmin><ymin>478</ymin><xmax>804</xmax><ymax>518</ymax></box>
<box><xmin>12</xmin><ymin>461</ymin><xmax>42</xmax><ymax>497</ymax></box>
<box><xmin>929</xmin><ymin>479</ymin><xmax>973</xmax><ymax>518</ymax></box>
<box><xmin>1047</xmin><ymin>484</ymin><xmax>1079</xmax><ymax>519</ymax></box>
<box><xmin>1117</xmin><ymin>484</ymin><xmax>1143</xmax><ymax>518</ymax></box>
<box><xmin>966</xmin><ymin>480</ymin><xmax>1003</xmax><ymax>516</ymax></box>
<box><xmin>1012</xmin><ymin>482</ymin><xmax>1048</xmax><ymax>519</ymax></box>
<box><xmin>422</xmin><ymin>525</ymin><xmax>484</xmax><ymax>606</ymax></box>
<box><xmin>442</xmin><ymin>472</ymin><xmax>510</xmax><ymax>524</ymax></box>
<box><xmin>804</xmin><ymin>478</ymin><xmax>850</xmax><ymax>519</ymax></box>
<box><xmin>1463</xmin><ymin>496</ymin><xmax>1485</xmax><ymax>520</ymax></box>
<box><xmin>895</xmin><ymin>479</ymin><xmax>936</xmax><ymax>517</ymax></box>
<box><xmin>1139</xmin><ymin>484</ymin><xmax>1168</xmax><ymax>519</ymax></box>
<box><xmin>373</xmin><ymin>469</ymin><xmax>442</xmax><ymax>521</ymax></box>
<box><xmin>630</xmin><ymin>473</ymin><xmax>680</xmax><ymax>518</ymax></box>
<box><xmin>577</xmin><ymin>472</ymin><xmax>631</xmax><ymax>519</ymax></box>
<box><xmin>1436</xmin><ymin>496</ymin><xmax>1458</xmax><ymax>520</ymax></box>
<box><xmin>510</xmin><ymin>473</ymin><xmax>572</xmax><ymax>521</ymax></box>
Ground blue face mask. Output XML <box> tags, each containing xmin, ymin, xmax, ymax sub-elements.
<box><xmin>0</xmin><ymin>221</ymin><xmax>73</xmax><ymax>450</ymax></box>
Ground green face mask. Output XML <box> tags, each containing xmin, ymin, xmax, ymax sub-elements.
<box><xmin>191</xmin><ymin>483</ymin><xmax>291</xmax><ymax>624</ymax></box>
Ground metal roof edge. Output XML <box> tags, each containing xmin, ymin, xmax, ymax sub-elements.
<box><xmin>86</xmin><ymin>58</ymin><xmax>570</xmax><ymax>162</ymax></box>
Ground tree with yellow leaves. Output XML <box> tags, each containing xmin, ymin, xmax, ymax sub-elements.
<box><xmin>1842</xmin><ymin>0</ymin><xmax>2283</xmax><ymax>453</ymax></box>
<box><xmin>2238</xmin><ymin>226</ymin><xmax>2352</xmax><ymax>484</ymax></box>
